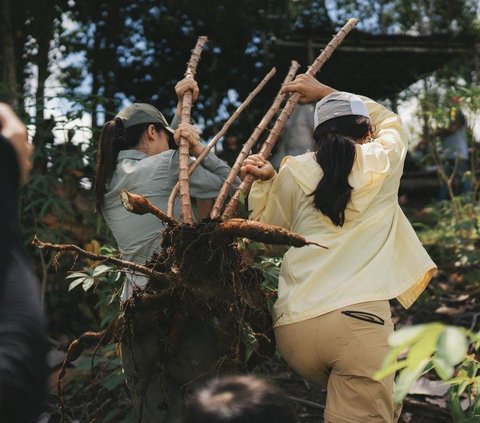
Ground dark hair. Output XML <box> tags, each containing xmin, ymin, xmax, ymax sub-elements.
<box><xmin>311</xmin><ymin>115</ymin><xmax>372</xmax><ymax>227</ymax></box>
<box><xmin>183</xmin><ymin>376</ymin><xmax>296</xmax><ymax>423</ymax></box>
<box><xmin>94</xmin><ymin>118</ymin><xmax>164</xmax><ymax>210</ymax></box>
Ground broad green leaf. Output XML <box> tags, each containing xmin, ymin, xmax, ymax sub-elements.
<box><xmin>69</xmin><ymin>278</ymin><xmax>86</xmax><ymax>291</ymax></box>
<box><xmin>374</xmin><ymin>360</ymin><xmax>408</xmax><ymax>381</ymax></box>
<box><xmin>66</xmin><ymin>271</ymin><xmax>89</xmax><ymax>280</ymax></box>
<box><xmin>394</xmin><ymin>358</ymin><xmax>430</xmax><ymax>403</ymax></box>
<box><xmin>389</xmin><ymin>325</ymin><xmax>427</xmax><ymax>347</ymax></box>
<box><xmin>433</xmin><ymin>356</ymin><xmax>455</xmax><ymax>380</ymax></box>
<box><xmin>82</xmin><ymin>277</ymin><xmax>95</xmax><ymax>291</ymax></box>
<box><xmin>406</xmin><ymin>325</ymin><xmax>443</xmax><ymax>369</ymax></box>
<box><xmin>381</xmin><ymin>344</ymin><xmax>406</xmax><ymax>367</ymax></box>
<box><xmin>437</xmin><ymin>327</ymin><xmax>468</xmax><ymax>367</ymax></box>
<box><xmin>93</xmin><ymin>264</ymin><xmax>111</xmax><ymax>277</ymax></box>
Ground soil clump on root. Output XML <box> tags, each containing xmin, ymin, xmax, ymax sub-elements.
<box><xmin>130</xmin><ymin>220</ymin><xmax>276</xmax><ymax>371</ymax></box>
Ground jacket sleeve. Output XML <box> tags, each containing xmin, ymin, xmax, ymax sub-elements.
<box><xmin>358</xmin><ymin>95</ymin><xmax>408</xmax><ymax>172</ymax></box>
<box><xmin>248</xmin><ymin>164</ymin><xmax>297</xmax><ymax>230</ymax></box>
<box><xmin>189</xmin><ymin>151</ymin><xmax>240</xmax><ymax>199</ymax></box>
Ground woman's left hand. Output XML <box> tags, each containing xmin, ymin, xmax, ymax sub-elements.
<box><xmin>240</xmin><ymin>154</ymin><xmax>275</xmax><ymax>181</ymax></box>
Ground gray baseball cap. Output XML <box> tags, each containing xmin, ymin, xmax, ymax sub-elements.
<box><xmin>115</xmin><ymin>103</ymin><xmax>175</xmax><ymax>134</ymax></box>
<box><xmin>314</xmin><ymin>91</ymin><xmax>370</xmax><ymax>130</ymax></box>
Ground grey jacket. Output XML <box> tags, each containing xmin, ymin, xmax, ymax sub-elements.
<box><xmin>102</xmin><ymin>148</ymin><xmax>239</xmax><ymax>299</ymax></box>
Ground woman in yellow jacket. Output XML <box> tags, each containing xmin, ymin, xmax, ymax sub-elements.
<box><xmin>241</xmin><ymin>75</ymin><xmax>436</xmax><ymax>423</ymax></box>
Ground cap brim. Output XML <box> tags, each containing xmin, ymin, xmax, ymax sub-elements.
<box><xmin>164</xmin><ymin>126</ymin><xmax>175</xmax><ymax>135</ymax></box>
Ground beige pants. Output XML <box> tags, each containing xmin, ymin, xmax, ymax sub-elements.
<box><xmin>275</xmin><ymin>300</ymin><xmax>402</xmax><ymax>423</ymax></box>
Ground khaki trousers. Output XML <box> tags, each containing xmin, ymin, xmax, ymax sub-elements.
<box><xmin>275</xmin><ymin>300</ymin><xmax>402</xmax><ymax>423</ymax></box>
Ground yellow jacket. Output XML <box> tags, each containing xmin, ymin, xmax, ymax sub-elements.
<box><xmin>249</xmin><ymin>96</ymin><xmax>436</xmax><ymax>327</ymax></box>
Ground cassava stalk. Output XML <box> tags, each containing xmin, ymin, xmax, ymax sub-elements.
<box><xmin>167</xmin><ymin>67</ymin><xmax>276</xmax><ymax>217</ymax></box>
<box><xmin>210</xmin><ymin>61</ymin><xmax>300</xmax><ymax>219</ymax></box>
<box><xmin>33</xmin><ymin>236</ymin><xmax>171</xmax><ymax>284</ymax></box>
<box><xmin>177</xmin><ymin>36</ymin><xmax>208</xmax><ymax>224</ymax></box>
<box><xmin>223</xmin><ymin>19</ymin><xmax>358</xmax><ymax>219</ymax></box>
<box><xmin>121</xmin><ymin>189</ymin><xmax>178</xmax><ymax>226</ymax></box>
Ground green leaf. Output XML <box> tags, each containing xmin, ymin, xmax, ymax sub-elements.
<box><xmin>406</xmin><ymin>324</ymin><xmax>444</xmax><ymax>369</ymax></box>
<box><xmin>449</xmin><ymin>388</ymin><xmax>466</xmax><ymax>422</ymax></box>
<box><xmin>66</xmin><ymin>271</ymin><xmax>89</xmax><ymax>280</ymax></box>
<box><xmin>69</xmin><ymin>278</ymin><xmax>86</xmax><ymax>291</ymax></box>
<box><xmin>381</xmin><ymin>344</ymin><xmax>406</xmax><ymax>368</ymax></box>
<box><xmin>394</xmin><ymin>358</ymin><xmax>431</xmax><ymax>403</ymax></box>
<box><xmin>82</xmin><ymin>277</ymin><xmax>95</xmax><ymax>291</ymax></box>
<box><xmin>374</xmin><ymin>360</ymin><xmax>408</xmax><ymax>381</ymax></box>
<box><xmin>437</xmin><ymin>327</ymin><xmax>469</xmax><ymax>368</ymax></box>
<box><xmin>433</xmin><ymin>356</ymin><xmax>455</xmax><ymax>380</ymax></box>
<box><xmin>93</xmin><ymin>264</ymin><xmax>111</xmax><ymax>277</ymax></box>
<box><xmin>389</xmin><ymin>325</ymin><xmax>427</xmax><ymax>347</ymax></box>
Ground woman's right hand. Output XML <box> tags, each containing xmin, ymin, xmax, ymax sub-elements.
<box><xmin>240</xmin><ymin>154</ymin><xmax>275</xmax><ymax>181</ymax></box>
<box><xmin>174</xmin><ymin>122</ymin><xmax>200</xmax><ymax>148</ymax></box>
<box><xmin>281</xmin><ymin>74</ymin><xmax>336</xmax><ymax>104</ymax></box>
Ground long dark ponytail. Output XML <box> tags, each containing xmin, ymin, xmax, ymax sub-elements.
<box><xmin>312</xmin><ymin>115</ymin><xmax>372</xmax><ymax>227</ymax></box>
<box><xmin>94</xmin><ymin>118</ymin><xmax>163</xmax><ymax>211</ymax></box>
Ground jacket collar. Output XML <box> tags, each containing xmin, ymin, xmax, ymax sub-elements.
<box><xmin>117</xmin><ymin>149</ymin><xmax>147</xmax><ymax>161</ymax></box>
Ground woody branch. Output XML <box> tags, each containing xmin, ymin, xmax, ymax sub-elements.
<box><xmin>210</xmin><ymin>61</ymin><xmax>300</xmax><ymax>219</ymax></box>
<box><xmin>176</xmin><ymin>36</ymin><xmax>208</xmax><ymax>224</ymax></box>
<box><xmin>167</xmin><ymin>67</ymin><xmax>276</xmax><ymax>217</ymax></box>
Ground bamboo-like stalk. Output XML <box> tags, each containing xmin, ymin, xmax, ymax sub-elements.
<box><xmin>121</xmin><ymin>189</ymin><xmax>178</xmax><ymax>226</ymax></box>
<box><xmin>210</xmin><ymin>61</ymin><xmax>300</xmax><ymax>219</ymax></box>
<box><xmin>222</xmin><ymin>18</ymin><xmax>359</xmax><ymax>220</ymax></box>
<box><xmin>167</xmin><ymin>67</ymin><xmax>277</xmax><ymax>217</ymax></box>
<box><xmin>177</xmin><ymin>36</ymin><xmax>208</xmax><ymax>224</ymax></box>
<box><xmin>32</xmin><ymin>237</ymin><xmax>170</xmax><ymax>283</ymax></box>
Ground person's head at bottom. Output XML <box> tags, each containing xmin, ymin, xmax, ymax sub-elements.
<box><xmin>183</xmin><ymin>375</ymin><xmax>296</xmax><ymax>423</ymax></box>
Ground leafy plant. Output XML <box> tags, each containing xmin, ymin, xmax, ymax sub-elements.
<box><xmin>66</xmin><ymin>244</ymin><xmax>124</xmax><ymax>329</ymax></box>
<box><xmin>375</xmin><ymin>323</ymin><xmax>480</xmax><ymax>421</ymax></box>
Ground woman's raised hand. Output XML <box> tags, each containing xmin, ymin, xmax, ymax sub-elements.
<box><xmin>240</xmin><ymin>154</ymin><xmax>275</xmax><ymax>181</ymax></box>
<box><xmin>175</xmin><ymin>78</ymin><xmax>200</xmax><ymax>103</ymax></box>
<box><xmin>281</xmin><ymin>74</ymin><xmax>336</xmax><ymax>104</ymax></box>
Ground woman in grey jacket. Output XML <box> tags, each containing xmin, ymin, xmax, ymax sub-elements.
<box><xmin>94</xmin><ymin>79</ymin><xmax>238</xmax><ymax>423</ymax></box>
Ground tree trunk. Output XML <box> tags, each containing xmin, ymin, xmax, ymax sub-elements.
<box><xmin>0</xmin><ymin>0</ymin><xmax>18</xmax><ymax>106</ymax></box>
<box><xmin>33</xmin><ymin>18</ymin><xmax>54</xmax><ymax>146</ymax></box>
